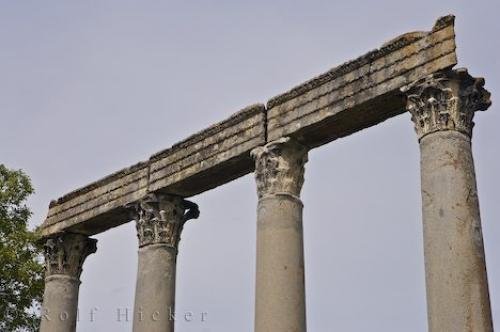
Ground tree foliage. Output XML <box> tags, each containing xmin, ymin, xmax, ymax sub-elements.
<box><xmin>0</xmin><ymin>164</ymin><xmax>44</xmax><ymax>331</ymax></box>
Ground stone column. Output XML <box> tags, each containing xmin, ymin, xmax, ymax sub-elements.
<box><xmin>40</xmin><ymin>233</ymin><xmax>97</xmax><ymax>332</ymax></box>
<box><xmin>401</xmin><ymin>68</ymin><xmax>493</xmax><ymax>331</ymax></box>
<box><xmin>251</xmin><ymin>137</ymin><xmax>308</xmax><ymax>332</ymax></box>
<box><xmin>130</xmin><ymin>193</ymin><xmax>199</xmax><ymax>332</ymax></box>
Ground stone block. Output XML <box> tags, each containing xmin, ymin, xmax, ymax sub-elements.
<box><xmin>148</xmin><ymin>103</ymin><xmax>266</xmax><ymax>196</ymax></box>
<box><xmin>267</xmin><ymin>15</ymin><xmax>457</xmax><ymax>147</ymax></box>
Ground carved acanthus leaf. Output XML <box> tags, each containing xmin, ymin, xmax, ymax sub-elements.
<box><xmin>401</xmin><ymin>68</ymin><xmax>491</xmax><ymax>139</ymax></box>
<box><xmin>43</xmin><ymin>233</ymin><xmax>97</xmax><ymax>279</ymax></box>
<box><xmin>251</xmin><ymin>137</ymin><xmax>308</xmax><ymax>199</ymax></box>
<box><xmin>129</xmin><ymin>194</ymin><xmax>199</xmax><ymax>249</ymax></box>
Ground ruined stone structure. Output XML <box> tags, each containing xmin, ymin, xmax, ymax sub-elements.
<box><xmin>38</xmin><ymin>15</ymin><xmax>494</xmax><ymax>332</ymax></box>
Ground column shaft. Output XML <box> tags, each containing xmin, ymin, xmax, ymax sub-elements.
<box><xmin>130</xmin><ymin>194</ymin><xmax>198</xmax><ymax>332</ymax></box>
<box><xmin>40</xmin><ymin>276</ymin><xmax>81</xmax><ymax>332</ymax></box>
<box><xmin>133</xmin><ymin>244</ymin><xmax>177</xmax><ymax>332</ymax></box>
<box><xmin>252</xmin><ymin>137</ymin><xmax>308</xmax><ymax>332</ymax></box>
<box><xmin>255</xmin><ymin>194</ymin><xmax>306</xmax><ymax>332</ymax></box>
<box><xmin>40</xmin><ymin>233</ymin><xmax>97</xmax><ymax>332</ymax></box>
<box><xmin>402</xmin><ymin>68</ymin><xmax>493</xmax><ymax>331</ymax></box>
<box><xmin>420</xmin><ymin>131</ymin><xmax>492</xmax><ymax>331</ymax></box>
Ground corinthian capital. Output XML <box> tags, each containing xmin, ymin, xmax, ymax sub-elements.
<box><xmin>43</xmin><ymin>233</ymin><xmax>97</xmax><ymax>279</ymax></box>
<box><xmin>401</xmin><ymin>68</ymin><xmax>491</xmax><ymax>140</ymax></box>
<box><xmin>251</xmin><ymin>137</ymin><xmax>308</xmax><ymax>199</ymax></box>
<box><xmin>129</xmin><ymin>194</ymin><xmax>199</xmax><ymax>249</ymax></box>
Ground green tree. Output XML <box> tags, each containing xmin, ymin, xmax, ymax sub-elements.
<box><xmin>0</xmin><ymin>164</ymin><xmax>44</xmax><ymax>331</ymax></box>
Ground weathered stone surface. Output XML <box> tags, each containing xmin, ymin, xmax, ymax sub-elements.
<box><xmin>252</xmin><ymin>138</ymin><xmax>308</xmax><ymax>332</ymax></box>
<box><xmin>267</xmin><ymin>15</ymin><xmax>457</xmax><ymax>147</ymax></box>
<box><xmin>133</xmin><ymin>244</ymin><xmax>177</xmax><ymax>332</ymax></box>
<box><xmin>40</xmin><ymin>104</ymin><xmax>265</xmax><ymax>236</ymax></box>
<box><xmin>401</xmin><ymin>69</ymin><xmax>493</xmax><ymax>331</ymax></box>
<box><xmin>41</xmin><ymin>162</ymin><xmax>149</xmax><ymax>236</ymax></box>
<box><xmin>131</xmin><ymin>194</ymin><xmax>198</xmax><ymax>332</ymax></box>
<box><xmin>402</xmin><ymin>68</ymin><xmax>490</xmax><ymax>139</ymax></box>
<box><xmin>40</xmin><ymin>15</ymin><xmax>458</xmax><ymax>237</ymax></box>
<box><xmin>40</xmin><ymin>234</ymin><xmax>97</xmax><ymax>332</ymax></box>
<box><xmin>40</xmin><ymin>276</ymin><xmax>81</xmax><ymax>332</ymax></box>
<box><xmin>43</xmin><ymin>233</ymin><xmax>97</xmax><ymax>279</ymax></box>
<box><xmin>148</xmin><ymin>103</ymin><xmax>266</xmax><ymax>196</ymax></box>
<box><xmin>251</xmin><ymin>137</ymin><xmax>308</xmax><ymax>199</ymax></box>
<box><xmin>129</xmin><ymin>194</ymin><xmax>199</xmax><ymax>249</ymax></box>
<box><xmin>419</xmin><ymin>131</ymin><xmax>493</xmax><ymax>332</ymax></box>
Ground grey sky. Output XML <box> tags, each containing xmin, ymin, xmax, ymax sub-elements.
<box><xmin>1</xmin><ymin>1</ymin><xmax>498</xmax><ymax>331</ymax></box>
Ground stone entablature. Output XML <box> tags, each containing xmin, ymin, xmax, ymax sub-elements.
<box><xmin>41</xmin><ymin>15</ymin><xmax>458</xmax><ymax>238</ymax></box>
<box><xmin>43</xmin><ymin>162</ymin><xmax>149</xmax><ymax>236</ymax></box>
<box><xmin>266</xmin><ymin>15</ymin><xmax>456</xmax><ymax>146</ymax></box>
<box><xmin>148</xmin><ymin>104</ymin><xmax>266</xmax><ymax>196</ymax></box>
<box><xmin>40</xmin><ymin>105</ymin><xmax>265</xmax><ymax>237</ymax></box>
